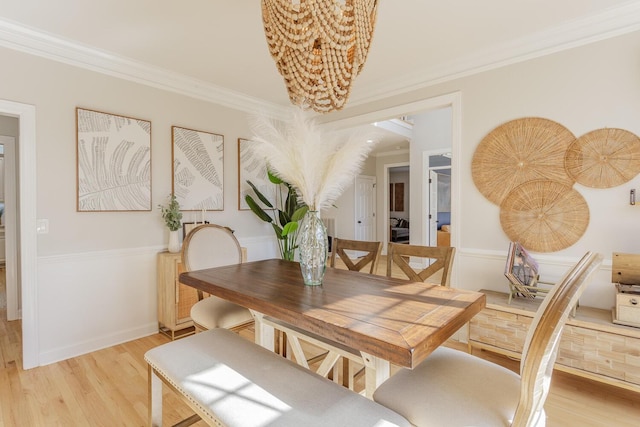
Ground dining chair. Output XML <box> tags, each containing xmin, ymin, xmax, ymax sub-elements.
<box><xmin>330</xmin><ymin>238</ymin><xmax>383</xmax><ymax>274</ymax></box>
<box><xmin>182</xmin><ymin>224</ymin><xmax>253</xmax><ymax>333</ymax></box>
<box><xmin>373</xmin><ymin>251</ymin><xmax>603</xmax><ymax>427</ymax></box>
<box><xmin>387</xmin><ymin>242</ymin><xmax>456</xmax><ymax>286</ymax></box>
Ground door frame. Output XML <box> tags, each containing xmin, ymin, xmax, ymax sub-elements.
<box><xmin>0</xmin><ymin>135</ymin><xmax>18</xmax><ymax>321</ymax></box>
<box><xmin>0</xmin><ymin>100</ymin><xmax>38</xmax><ymax>369</ymax></box>
<box><xmin>423</xmin><ymin>149</ymin><xmax>453</xmax><ymax>249</ymax></box>
<box><xmin>326</xmin><ymin>92</ymin><xmax>461</xmax><ymax>264</ymax></box>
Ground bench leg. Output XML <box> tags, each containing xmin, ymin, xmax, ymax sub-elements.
<box><xmin>149</xmin><ymin>365</ymin><xmax>163</xmax><ymax>427</ymax></box>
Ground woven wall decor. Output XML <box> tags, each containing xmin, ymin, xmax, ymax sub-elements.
<box><xmin>500</xmin><ymin>180</ymin><xmax>589</xmax><ymax>253</ymax></box>
<box><xmin>472</xmin><ymin>117</ymin><xmax>576</xmax><ymax>205</ymax></box>
<box><xmin>565</xmin><ymin>128</ymin><xmax>640</xmax><ymax>188</ymax></box>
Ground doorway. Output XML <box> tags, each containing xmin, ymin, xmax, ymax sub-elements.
<box><xmin>387</xmin><ymin>164</ymin><xmax>410</xmax><ymax>244</ymax></box>
<box><xmin>326</xmin><ymin>92</ymin><xmax>461</xmax><ymax>264</ymax></box>
<box><xmin>425</xmin><ymin>152</ymin><xmax>452</xmax><ymax>247</ymax></box>
<box><xmin>0</xmin><ymin>100</ymin><xmax>38</xmax><ymax>369</ymax></box>
<box><xmin>0</xmin><ymin>134</ymin><xmax>18</xmax><ymax>322</ymax></box>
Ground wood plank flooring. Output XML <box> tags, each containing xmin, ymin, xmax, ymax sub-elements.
<box><xmin>2</xmin><ymin>262</ymin><xmax>640</xmax><ymax>426</ymax></box>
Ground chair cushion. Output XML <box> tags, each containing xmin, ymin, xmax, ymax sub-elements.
<box><xmin>145</xmin><ymin>328</ymin><xmax>411</xmax><ymax>427</ymax></box>
<box><xmin>373</xmin><ymin>347</ymin><xmax>528</xmax><ymax>427</ymax></box>
<box><xmin>190</xmin><ymin>296</ymin><xmax>253</xmax><ymax>330</ymax></box>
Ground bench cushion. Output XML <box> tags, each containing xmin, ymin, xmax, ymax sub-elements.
<box><xmin>145</xmin><ymin>328</ymin><xmax>410</xmax><ymax>427</ymax></box>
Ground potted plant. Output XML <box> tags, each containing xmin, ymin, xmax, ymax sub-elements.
<box><xmin>245</xmin><ymin>171</ymin><xmax>307</xmax><ymax>261</ymax></box>
<box><xmin>159</xmin><ymin>194</ymin><xmax>183</xmax><ymax>253</ymax></box>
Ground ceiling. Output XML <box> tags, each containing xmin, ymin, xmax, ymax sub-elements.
<box><xmin>1</xmin><ymin>1</ymin><xmax>640</xmax><ymax>153</ymax></box>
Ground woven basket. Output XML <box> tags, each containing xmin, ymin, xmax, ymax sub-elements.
<box><xmin>472</xmin><ymin>118</ymin><xmax>576</xmax><ymax>205</ymax></box>
<box><xmin>565</xmin><ymin>128</ymin><xmax>640</xmax><ymax>188</ymax></box>
<box><xmin>500</xmin><ymin>180</ymin><xmax>589</xmax><ymax>253</ymax></box>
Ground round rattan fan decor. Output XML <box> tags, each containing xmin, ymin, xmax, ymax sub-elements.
<box><xmin>500</xmin><ymin>180</ymin><xmax>589</xmax><ymax>253</ymax></box>
<box><xmin>565</xmin><ymin>128</ymin><xmax>640</xmax><ymax>188</ymax></box>
<box><xmin>472</xmin><ymin>117</ymin><xmax>576</xmax><ymax>205</ymax></box>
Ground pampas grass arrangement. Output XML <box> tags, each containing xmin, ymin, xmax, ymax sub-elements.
<box><xmin>250</xmin><ymin>107</ymin><xmax>379</xmax><ymax>211</ymax></box>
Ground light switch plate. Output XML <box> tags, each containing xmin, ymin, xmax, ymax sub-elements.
<box><xmin>36</xmin><ymin>219</ymin><xmax>49</xmax><ymax>234</ymax></box>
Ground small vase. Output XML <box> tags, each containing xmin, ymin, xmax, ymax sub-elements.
<box><xmin>168</xmin><ymin>229</ymin><xmax>180</xmax><ymax>253</ymax></box>
<box><xmin>298</xmin><ymin>210</ymin><xmax>328</xmax><ymax>286</ymax></box>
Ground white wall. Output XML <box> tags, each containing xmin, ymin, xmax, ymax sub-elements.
<box><xmin>0</xmin><ymin>46</ymin><xmax>280</xmax><ymax>365</ymax></box>
<box><xmin>328</xmin><ymin>30</ymin><xmax>640</xmax><ymax>311</ymax></box>
<box><xmin>5</xmin><ymin>28</ymin><xmax>640</xmax><ymax>365</ymax></box>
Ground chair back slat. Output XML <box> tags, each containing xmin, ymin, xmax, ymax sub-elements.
<box><xmin>514</xmin><ymin>252</ymin><xmax>602</xmax><ymax>427</ymax></box>
<box><xmin>330</xmin><ymin>238</ymin><xmax>383</xmax><ymax>274</ymax></box>
<box><xmin>387</xmin><ymin>242</ymin><xmax>455</xmax><ymax>286</ymax></box>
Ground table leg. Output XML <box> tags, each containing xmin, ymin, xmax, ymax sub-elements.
<box><xmin>360</xmin><ymin>351</ymin><xmax>390</xmax><ymax>399</ymax></box>
<box><xmin>250</xmin><ymin>310</ymin><xmax>275</xmax><ymax>352</ymax></box>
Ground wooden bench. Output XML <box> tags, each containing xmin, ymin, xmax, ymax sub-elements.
<box><xmin>144</xmin><ymin>328</ymin><xmax>411</xmax><ymax>427</ymax></box>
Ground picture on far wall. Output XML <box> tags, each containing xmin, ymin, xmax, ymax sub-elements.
<box><xmin>76</xmin><ymin>107</ymin><xmax>151</xmax><ymax>211</ymax></box>
<box><xmin>172</xmin><ymin>126</ymin><xmax>224</xmax><ymax>211</ymax></box>
<box><xmin>238</xmin><ymin>138</ymin><xmax>276</xmax><ymax>210</ymax></box>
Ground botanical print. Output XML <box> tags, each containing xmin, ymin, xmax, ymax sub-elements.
<box><xmin>172</xmin><ymin>126</ymin><xmax>224</xmax><ymax>210</ymax></box>
<box><xmin>76</xmin><ymin>108</ymin><xmax>151</xmax><ymax>211</ymax></box>
<box><xmin>238</xmin><ymin>138</ymin><xmax>276</xmax><ymax>210</ymax></box>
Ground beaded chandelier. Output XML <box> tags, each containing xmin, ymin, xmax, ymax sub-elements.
<box><xmin>261</xmin><ymin>0</ymin><xmax>378</xmax><ymax>113</ymax></box>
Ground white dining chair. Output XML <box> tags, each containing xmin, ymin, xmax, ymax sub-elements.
<box><xmin>373</xmin><ymin>251</ymin><xmax>603</xmax><ymax>427</ymax></box>
<box><xmin>182</xmin><ymin>224</ymin><xmax>253</xmax><ymax>333</ymax></box>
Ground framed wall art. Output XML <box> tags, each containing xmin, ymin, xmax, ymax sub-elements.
<box><xmin>237</xmin><ymin>138</ymin><xmax>276</xmax><ymax>210</ymax></box>
<box><xmin>76</xmin><ymin>108</ymin><xmax>151</xmax><ymax>211</ymax></box>
<box><xmin>172</xmin><ymin>126</ymin><xmax>224</xmax><ymax>211</ymax></box>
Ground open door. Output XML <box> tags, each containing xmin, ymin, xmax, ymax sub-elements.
<box><xmin>355</xmin><ymin>175</ymin><xmax>376</xmax><ymax>256</ymax></box>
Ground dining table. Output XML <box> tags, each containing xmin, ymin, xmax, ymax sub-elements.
<box><xmin>179</xmin><ymin>258</ymin><xmax>486</xmax><ymax>397</ymax></box>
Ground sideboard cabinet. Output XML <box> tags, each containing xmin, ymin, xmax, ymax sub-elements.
<box><xmin>157</xmin><ymin>251</ymin><xmax>198</xmax><ymax>339</ymax></box>
<box><xmin>469</xmin><ymin>289</ymin><xmax>640</xmax><ymax>393</ymax></box>
<box><xmin>157</xmin><ymin>248</ymin><xmax>248</xmax><ymax>340</ymax></box>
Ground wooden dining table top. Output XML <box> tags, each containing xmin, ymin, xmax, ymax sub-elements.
<box><xmin>179</xmin><ymin>258</ymin><xmax>486</xmax><ymax>368</ymax></box>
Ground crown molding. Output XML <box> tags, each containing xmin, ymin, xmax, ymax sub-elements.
<box><xmin>0</xmin><ymin>18</ymin><xmax>289</xmax><ymax>118</ymax></box>
<box><xmin>2</xmin><ymin>3</ymin><xmax>640</xmax><ymax>115</ymax></box>
<box><xmin>349</xmin><ymin>2</ymin><xmax>640</xmax><ymax>106</ymax></box>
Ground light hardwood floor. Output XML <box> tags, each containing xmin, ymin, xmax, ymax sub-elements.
<box><xmin>1</xmin><ymin>263</ymin><xmax>640</xmax><ymax>426</ymax></box>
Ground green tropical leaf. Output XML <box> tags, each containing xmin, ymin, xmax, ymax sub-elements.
<box><xmin>291</xmin><ymin>206</ymin><xmax>308</xmax><ymax>222</ymax></box>
<box><xmin>268</xmin><ymin>170</ymin><xmax>283</xmax><ymax>184</ymax></box>
<box><xmin>245</xmin><ymin>195</ymin><xmax>273</xmax><ymax>222</ymax></box>
<box><xmin>282</xmin><ymin>221</ymin><xmax>298</xmax><ymax>236</ymax></box>
<box><xmin>271</xmin><ymin>223</ymin><xmax>285</xmax><ymax>239</ymax></box>
<box><xmin>278</xmin><ymin>209</ymin><xmax>291</xmax><ymax>227</ymax></box>
<box><xmin>246</xmin><ymin>180</ymin><xmax>274</xmax><ymax>208</ymax></box>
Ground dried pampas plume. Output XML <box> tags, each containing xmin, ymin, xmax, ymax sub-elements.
<box><xmin>250</xmin><ymin>107</ymin><xmax>379</xmax><ymax>211</ymax></box>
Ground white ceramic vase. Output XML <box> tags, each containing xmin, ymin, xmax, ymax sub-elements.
<box><xmin>168</xmin><ymin>229</ymin><xmax>180</xmax><ymax>253</ymax></box>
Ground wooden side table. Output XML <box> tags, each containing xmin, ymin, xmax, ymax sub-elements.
<box><xmin>469</xmin><ymin>289</ymin><xmax>640</xmax><ymax>393</ymax></box>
